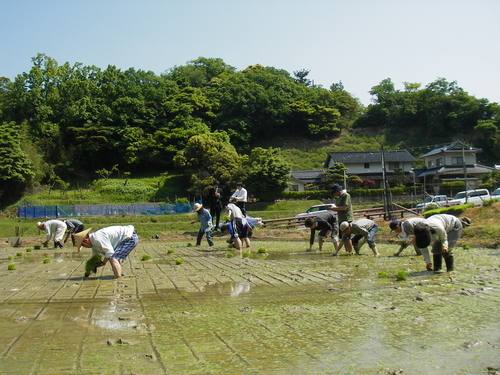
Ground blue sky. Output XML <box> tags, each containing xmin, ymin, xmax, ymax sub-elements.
<box><xmin>1</xmin><ymin>0</ymin><xmax>499</xmax><ymax>106</ymax></box>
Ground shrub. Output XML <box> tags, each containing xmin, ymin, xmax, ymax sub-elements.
<box><xmin>483</xmin><ymin>198</ymin><xmax>500</xmax><ymax>207</ymax></box>
<box><xmin>396</xmin><ymin>270</ymin><xmax>407</xmax><ymax>280</ymax></box>
<box><xmin>43</xmin><ymin>258</ymin><xmax>52</xmax><ymax>264</ymax></box>
<box><xmin>422</xmin><ymin>203</ymin><xmax>473</xmax><ymax>218</ymax></box>
<box><xmin>175</xmin><ymin>258</ymin><xmax>184</xmax><ymax>265</ymax></box>
<box><xmin>141</xmin><ymin>254</ymin><xmax>152</xmax><ymax>261</ymax></box>
<box><xmin>8</xmin><ymin>263</ymin><xmax>16</xmax><ymax>270</ymax></box>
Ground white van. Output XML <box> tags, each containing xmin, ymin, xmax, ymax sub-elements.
<box><xmin>448</xmin><ymin>188</ymin><xmax>491</xmax><ymax>206</ymax></box>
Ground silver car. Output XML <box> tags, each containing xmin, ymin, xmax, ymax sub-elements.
<box><xmin>295</xmin><ymin>203</ymin><xmax>337</xmax><ymax>218</ymax></box>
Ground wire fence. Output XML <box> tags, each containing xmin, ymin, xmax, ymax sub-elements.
<box><xmin>17</xmin><ymin>201</ymin><xmax>202</xmax><ymax>219</ymax></box>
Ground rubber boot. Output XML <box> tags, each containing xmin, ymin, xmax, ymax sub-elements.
<box><xmin>433</xmin><ymin>254</ymin><xmax>443</xmax><ymax>273</ymax></box>
<box><xmin>444</xmin><ymin>253</ymin><xmax>454</xmax><ymax>272</ymax></box>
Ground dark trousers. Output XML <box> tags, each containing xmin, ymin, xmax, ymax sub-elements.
<box><xmin>210</xmin><ymin>207</ymin><xmax>221</xmax><ymax>228</ymax></box>
<box><xmin>236</xmin><ymin>202</ymin><xmax>246</xmax><ymax>217</ymax></box>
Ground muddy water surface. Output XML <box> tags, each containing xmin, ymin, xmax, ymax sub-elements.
<box><xmin>0</xmin><ymin>241</ymin><xmax>499</xmax><ymax>374</ymax></box>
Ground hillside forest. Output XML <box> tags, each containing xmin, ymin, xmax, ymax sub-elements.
<box><xmin>1</xmin><ymin>54</ymin><xmax>500</xmax><ymax>206</ymax></box>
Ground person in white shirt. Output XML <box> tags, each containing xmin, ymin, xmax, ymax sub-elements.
<box><xmin>389</xmin><ymin>218</ymin><xmax>425</xmax><ymax>256</ymax></box>
<box><xmin>224</xmin><ymin>203</ymin><xmax>244</xmax><ymax>252</ymax></box>
<box><xmin>413</xmin><ymin>214</ymin><xmax>463</xmax><ymax>272</ymax></box>
<box><xmin>75</xmin><ymin>225</ymin><xmax>138</xmax><ymax>278</ymax></box>
<box><xmin>230</xmin><ymin>182</ymin><xmax>247</xmax><ymax>217</ymax></box>
<box><xmin>37</xmin><ymin>220</ymin><xmax>67</xmax><ymax>249</ymax></box>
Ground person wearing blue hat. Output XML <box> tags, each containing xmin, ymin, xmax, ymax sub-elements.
<box><xmin>328</xmin><ymin>183</ymin><xmax>354</xmax><ymax>255</ymax></box>
<box><xmin>389</xmin><ymin>218</ymin><xmax>425</xmax><ymax>256</ymax></box>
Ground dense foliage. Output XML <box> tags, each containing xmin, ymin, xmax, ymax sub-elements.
<box><xmin>1</xmin><ymin>54</ymin><xmax>499</xmax><ymax>205</ymax></box>
<box><xmin>356</xmin><ymin>78</ymin><xmax>500</xmax><ymax>160</ymax></box>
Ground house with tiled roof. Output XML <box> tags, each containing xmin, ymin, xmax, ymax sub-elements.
<box><xmin>415</xmin><ymin>141</ymin><xmax>494</xmax><ymax>193</ymax></box>
<box><xmin>324</xmin><ymin>150</ymin><xmax>416</xmax><ymax>188</ymax></box>
<box><xmin>288</xmin><ymin>170</ymin><xmax>324</xmax><ymax>191</ymax></box>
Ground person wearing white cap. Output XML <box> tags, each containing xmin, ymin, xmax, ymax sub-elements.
<box><xmin>37</xmin><ymin>220</ymin><xmax>67</xmax><ymax>249</ymax></box>
<box><xmin>75</xmin><ymin>225</ymin><xmax>138</xmax><ymax>278</ymax></box>
<box><xmin>338</xmin><ymin>218</ymin><xmax>380</xmax><ymax>256</ymax></box>
<box><xmin>190</xmin><ymin>203</ymin><xmax>214</xmax><ymax>246</ymax></box>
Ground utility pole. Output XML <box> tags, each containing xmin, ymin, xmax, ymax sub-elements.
<box><xmin>381</xmin><ymin>144</ymin><xmax>391</xmax><ymax>220</ymax></box>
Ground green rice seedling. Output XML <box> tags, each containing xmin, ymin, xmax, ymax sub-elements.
<box><xmin>167</xmin><ymin>248</ymin><xmax>175</xmax><ymax>254</ymax></box>
<box><xmin>26</xmin><ymin>248</ymin><xmax>33</xmax><ymax>252</ymax></box>
<box><xmin>228</xmin><ymin>243</ymin><xmax>235</xmax><ymax>248</ymax></box>
<box><xmin>85</xmin><ymin>255</ymin><xmax>103</xmax><ymax>276</ymax></box>
<box><xmin>226</xmin><ymin>253</ymin><xmax>234</xmax><ymax>258</ymax></box>
<box><xmin>462</xmin><ymin>244</ymin><xmax>471</xmax><ymax>250</ymax></box>
<box><xmin>175</xmin><ymin>258</ymin><xmax>184</xmax><ymax>265</ymax></box>
<box><xmin>242</xmin><ymin>252</ymin><xmax>251</xmax><ymax>258</ymax></box>
<box><xmin>43</xmin><ymin>258</ymin><xmax>52</xmax><ymax>264</ymax></box>
<box><xmin>34</xmin><ymin>245</ymin><xmax>41</xmax><ymax>250</ymax></box>
<box><xmin>257</xmin><ymin>248</ymin><xmax>266</xmax><ymax>254</ymax></box>
<box><xmin>187</xmin><ymin>243</ymin><xmax>192</xmax><ymax>247</ymax></box>
<box><xmin>141</xmin><ymin>254</ymin><xmax>152</xmax><ymax>261</ymax></box>
<box><xmin>16</xmin><ymin>251</ymin><xmax>23</xmax><ymax>257</ymax></box>
<box><xmin>378</xmin><ymin>271</ymin><xmax>389</xmax><ymax>278</ymax></box>
<box><xmin>396</xmin><ymin>270</ymin><xmax>408</xmax><ymax>281</ymax></box>
<box><xmin>8</xmin><ymin>263</ymin><xmax>16</xmax><ymax>271</ymax></box>
<box><xmin>7</xmin><ymin>255</ymin><xmax>14</xmax><ymax>260</ymax></box>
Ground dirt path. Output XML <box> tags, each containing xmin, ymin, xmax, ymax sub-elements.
<box><xmin>1</xmin><ymin>238</ymin><xmax>499</xmax><ymax>375</ymax></box>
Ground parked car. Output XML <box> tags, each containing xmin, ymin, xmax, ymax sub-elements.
<box><xmin>295</xmin><ymin>203</ymin><xmax>337</xmax><ymax>218</ymax></box>
<box><xmin>448</xmin><ymin>188</ymin><xmax>491</xmax><ymax>206</ymax></box>
<box><xmin>416</xmin><ymin>195</ymin><xmax>450</xmax><ymax>208</ymax></box>
<box><xmin>491</xmin><ymin>187</ymin><xmax>500</xmax><ymax>199</ymax></box>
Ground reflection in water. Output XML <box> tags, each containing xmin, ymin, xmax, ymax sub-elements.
<box><xmin>230</xmin><ymin>283</ymin><xmax>250</xmax><ymax>297</ymax></box>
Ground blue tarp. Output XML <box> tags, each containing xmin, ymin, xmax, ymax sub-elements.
<box><xmin>17</xmin><ymin>201</ymin><xmax>200</xmax><ymax>219</ymax></box>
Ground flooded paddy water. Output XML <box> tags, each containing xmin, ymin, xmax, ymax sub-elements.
<box><xmin>0</xmin><ymin>238</ymin><xmax>499</xmax><ymax>375</ymax></box>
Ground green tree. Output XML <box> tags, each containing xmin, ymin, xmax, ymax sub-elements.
<box><xmin>0</xmin><ymin>122</ymin><xmax>35</xmax><ymax>204</ymax></box>
<box><xmin>239</xmin><ymin>147</ymin><xmax>291</xmax><ymax>196</ymax></box>
<box><xmin>322</xmin><ymin>163</ymin><xmax>347</xmax><ymax>189</ymax></box>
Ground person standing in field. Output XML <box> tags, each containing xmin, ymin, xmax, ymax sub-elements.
<box><xmin>328</xmin><ymin>183</ymin><xmax>354</xmax><ymax>255</ymax></box>
<box><xmin>76</xmin><ymin>225</ymin><xmax>139</xmax><ymax>278</ymax></box>
<box><xmin>190</xmin><ymin>203</ymin><xmax>214</xmax><ymax>247</ymax></box>
<box><xmin>37</xmin><ymin>220</ymin><xmax>67</xmax><ymax>249</ymax></box>
<box><xmin>389</xmin><ymin>218</ymin><xmax>425</xmax><ymax>256</ymax></box>
<box><xmin>208</xmin><ymin>180</ymin><xmax>223</xmax><ymax>230</ymax></box>
<box><xmin>64</xmin><ymin>218</ymin><xmax>85</xmax><ymax>246</ymax></box>
<box><xmin>304</xmin><ymin>212</ymin><xmax>339</xmax><ymax>252</ymax></box>
<box><xmin>338</xmin><ymin>218</ymin><xmax>380</xmax><ymax>256</ymax></box>
<box><xmin>230</xmin><ymin>182</ymin><xmax>247</xmax><ymax>217</ymax></box>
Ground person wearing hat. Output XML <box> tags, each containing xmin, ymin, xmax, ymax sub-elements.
<box><xmin>389</xmin><ymin>218</ymin><xmax>425</xmax><ymax>256</ymax></box>
<box><xmin>208</xmin><ymin>180</ymin><xmax>223</xmax><ymax>230</ymax></box>
<box><xmin>230</xmin><ymin>182</ymin><xmax>247</xmax><ymax>217</ymax></box>
<box><xmin>304</xmin><ymin>212</ymin><xmax>339</xmax><ymax>252</ymax></box>
<box><xmin>75</xmin><ymin>225</ymin><xmax>138</xmax><ymax>278</ymax></box>
<box><xmin>37</xmin><ymin>219</ymin><xmax>67</xmax><ymax>249</ymax></box>
<box><xmin>63</xmin><ymin>218</ymin><xmax>85</xmax><ymax>246</ymax></box>
<box><xmin>328</xmin><ymin>183</ymin><xmax>354</xmax><ymax>254</ymax></box>
<box><xmin>413</xmin><ymin>214</ymin><xmax>464</xmax><ymax>272</ymax></box>
<box><xmin>337</xmin><ymin>218</ymin><xmax>380</xmax><ymax>256</ymax></box>
<box><xmin>190</xmin><ymin>203</ymin><xmax>214</xmax><ymax>246</ymax></box>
